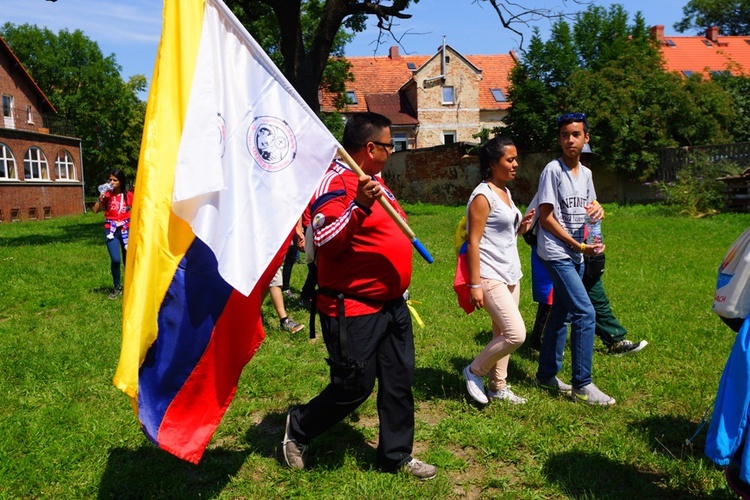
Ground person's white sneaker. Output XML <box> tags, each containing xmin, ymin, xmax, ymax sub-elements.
<box><xmin>487</xmin><ymin>386</ymin><xmax>527</xmax><ymax>404</ymax></box>
<box><xmin>463</xmin><ymin>365</ymin><xmax>488</xmax><ymax>404</ymax></box>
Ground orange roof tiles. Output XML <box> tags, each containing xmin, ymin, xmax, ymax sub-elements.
<box><xmin>319</xmin><ymin>48</ymin><xmax>515</xmax><ymax>113</ymax></box>
<box><xmin>467</xmin><ymin>54</ymin><xmax>515</xmax><ymax>110</ymax></box>
<box><xmin>656</xmin><ymin>27</ymin><xmax>750</xmax><ymax>78</ymax></box>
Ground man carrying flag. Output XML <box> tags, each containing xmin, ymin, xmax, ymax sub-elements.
<box><xmin>282</xmin><ymin>112</ymin><xmax>437</xmax><ymax>480</ymax></box>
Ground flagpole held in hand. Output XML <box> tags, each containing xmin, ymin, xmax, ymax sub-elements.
<box><xmin>337</xmin><ymin>147</ymin><xmax>434</xmax><ymax>264</ymax></box>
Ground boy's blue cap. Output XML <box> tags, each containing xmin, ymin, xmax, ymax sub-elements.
<box><xmin>581</xmin><ymin>143</ymin><xmax>598</xmax><ymax>156</ymax></box>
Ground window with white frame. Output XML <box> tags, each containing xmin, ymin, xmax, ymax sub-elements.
<box><xmin>393</xmin><ymin>133</ymin><xmax>407</xmax><ymax>152</ymax></box>
<box><xmin>443</xmin><ymin>131</ymin><xmax>456</xmax><ymax>145</ymax></box>
<box><xmin>24</xmin><ymin>147</ymin><xmax>49</xmax><ymax>180</ymax></box>
<box><xmin>442</xmin><ymin>86</ymin><xmax>454</xmax><ymax>104</ymax></box>
<box><xmin>55</xmin><ymin>150</ymin><xmax>76</xmax><ymax>180</ymax></box>
<box><xmin>346</xmin><ymin>91</ymin><xmax>357</xmax><ymax>104</ymax></box>
<box><xmin>0</xmin><ymin>143</ymin><xmax>17</xmax><ymax>179</ymax></box>
<box><xmin>26</xmin><ymin>106</ymin><xmax>33</xmax><ymax>124</ymax></box>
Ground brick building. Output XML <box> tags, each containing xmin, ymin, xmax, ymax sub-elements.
<box><xmin>0</xmin><ymin>36</ymin><xmax>84</xmax><ymax>222</ymax></box>
<box><xmin>319</xmin><ymin>39</ymin><xmax>517</xmax><ymax>150</ymax></box>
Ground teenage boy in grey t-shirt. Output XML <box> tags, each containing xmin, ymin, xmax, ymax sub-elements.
<box><xmin>534</xmin><ymin>112</ymin><xmax>615</xmax><ymax>405</ymax></box>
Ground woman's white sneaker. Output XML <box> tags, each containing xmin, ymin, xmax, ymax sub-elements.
<box><xmin>487</xmin><ymin>386</ymin><xmax>527</xmax><ymax>404</ymax></box>
<box><xmin>463</xmin><ymin>365</ymin><xmax>489</xmax><ymax>404</ymax></box>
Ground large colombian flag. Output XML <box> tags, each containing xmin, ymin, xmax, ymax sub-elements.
<box><xmin>113</xmin><ymin>0</ymin><xmax>338</xmax><ymax>464</ymax></box>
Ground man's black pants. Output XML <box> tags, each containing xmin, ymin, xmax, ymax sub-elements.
<box><xmin>288</xmin><ymin>297</ymin><xmax>415</xmax><ymax>471</ymax></box>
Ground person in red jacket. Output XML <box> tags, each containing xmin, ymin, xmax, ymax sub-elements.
<box><xmin>282</xmin><ymin>112</ymin><xmax>436</xmax><ymax>480</ymax></box>
<box><xmin>93</xmin><ymin>169</ymin><xmax>132</xmax><ymax>299</ymax></box>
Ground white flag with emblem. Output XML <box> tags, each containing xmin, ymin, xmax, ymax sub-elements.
<box><xmin>172</xmin><ymin>0</ymin><xmax>338</xmax><ymax>296</ymax></box>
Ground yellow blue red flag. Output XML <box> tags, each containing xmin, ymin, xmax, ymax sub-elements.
<box><xmin>112</xmin><ymin>0</ymin><xmax>338</xmax><ymax>464</ymax></box>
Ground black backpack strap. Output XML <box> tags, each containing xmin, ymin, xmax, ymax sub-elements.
<box><xmin>308</xmin><ymin>289</ymin><xmax>349</xmax><ymax>359</ymax></box>
<box><xmin>309</xmin><ymin>292</ymin><xmax>317</xmax><ymax>339</ymax></box>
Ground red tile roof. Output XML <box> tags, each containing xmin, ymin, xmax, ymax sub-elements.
<box><xmin>319</xmin><ymin>48</ymin><xmax>516</xmax><ymax>113</ymax></box>
<box><xmin>364</xmin><ymin>93</ymin><xmax>418</xmax><ymax>125</ymax></box>
<box><xmin>655</xmin><ymin>26</ymin><xmax>750</xmax><ymax>78</ymax></box>
<box><xmin>467</xmin><ymin>54</ymin><xmax>515</xmax><ymax>110</ymax></box>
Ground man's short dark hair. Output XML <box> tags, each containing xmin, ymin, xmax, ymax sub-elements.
<box><xmin>342</xmin><ymin>112</ymin><xmax>392</xmax><ymax>152</ymax></box>
<box><xmin>557</xmin><ymin>112</ymin><xmax>589</xmax><ymax>134</ymax></box>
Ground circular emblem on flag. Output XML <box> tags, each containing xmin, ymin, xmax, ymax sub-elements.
<box><xmin>248</xmin><ymin>116</ymin><xmax>297</xmax><ymax>172</ymax></box>
<box><xmin>218</xmin><ymin>113</ymin><xmax>226</xmax><ymax>158</ymax></box>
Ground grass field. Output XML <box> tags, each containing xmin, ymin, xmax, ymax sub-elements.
<box><xmin>0</xmin><ymin>204</ymin><xmax>748</xmax><ymax>499</ymax></box>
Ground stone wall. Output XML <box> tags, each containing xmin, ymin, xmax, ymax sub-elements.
<box><xmin>383</xmin><ymin>142</ymin><xmax>656</xmax><ymax>206</ymax></box>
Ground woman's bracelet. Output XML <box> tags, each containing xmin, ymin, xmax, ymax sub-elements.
<box><xmin>467</xmin><ymin>284</ymin><xmax>482</xmax><ymax>289</ymax></box>
<box><xmin>580</xmin><ymin>242</ymin><xmax>586</xmax><ymax>253</ymax></box>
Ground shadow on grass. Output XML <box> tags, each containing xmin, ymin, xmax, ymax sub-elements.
<box><xmin>413</xmin><ymin>351</ymin><xmax>527</xmax><ymax>405</ymax></box>
<box><xmin>244</xmin><ymin>411</ymin><xmax>377</xmax><ymax>471</ymax></box>
<box><xmin>543</xmin><ymin>450</ymin><xmax>703</xmax><ymax>498</ymax></box>
<box><xmin>633</xmin><ymin>415</ymin><xmax>709</xmax><ymax>462</ymax></box>
<box><xmin>98</xmin><ymin>446</ymin><xmax>248</xmax><ymax>499</ymax></box>
<box><xmin>0</xmin><ymin>220</ymin><xmax>102</xmax><ymax>247</ymax></box>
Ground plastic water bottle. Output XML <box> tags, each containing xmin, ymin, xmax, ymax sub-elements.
<box><xmin>98</xmin><ymin>182</ymin><xmax>112</xmax><ymax>194</ymax></box>
<box><xmin>586</xmin><ymin>215</ymin><xmax>602</xmax><ymax>251</ymax></box>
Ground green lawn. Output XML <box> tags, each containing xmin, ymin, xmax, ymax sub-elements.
<box><xmin>0</xmin><ymin>204</ymin><xmax>747</xmax><ymax>498</ymax></box>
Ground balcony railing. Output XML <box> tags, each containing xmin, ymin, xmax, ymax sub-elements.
<box><xmin>0</xmin><ymin>107</ymin><xmax>76</xmax><ymax>137</ymax></box>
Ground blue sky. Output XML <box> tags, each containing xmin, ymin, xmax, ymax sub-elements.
<box><xmin>4</xmin><ymin>0</ymin><xmax>690</xmax><ymax>98</ymax></box>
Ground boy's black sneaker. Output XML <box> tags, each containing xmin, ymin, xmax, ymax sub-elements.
<box><xmin>608</xmin><ymin>339</ymin><xmax>648</xmax><ymax>356</ymax></box>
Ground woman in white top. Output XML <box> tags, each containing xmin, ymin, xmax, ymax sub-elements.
<box><xmin>462</xmin><ymin>137</ymin><xmax>536</xmax><ymax>405</ymax></box>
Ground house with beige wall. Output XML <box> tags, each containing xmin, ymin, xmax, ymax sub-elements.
<box><xmin>319</xmin><ymin>40</ymin><xmax>517</xmax><ymax>150</ymax></box>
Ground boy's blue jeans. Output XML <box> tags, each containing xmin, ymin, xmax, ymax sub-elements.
<box><xmin>536</xmin><ymin>257</ymin><xmax>596</xmax><ymax>389</ymax></box>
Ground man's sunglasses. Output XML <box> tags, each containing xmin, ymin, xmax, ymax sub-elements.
<box><xmin>372</xmin><ymin>140</ymin><xmax>395</xmax><ymax>153</ymax></box>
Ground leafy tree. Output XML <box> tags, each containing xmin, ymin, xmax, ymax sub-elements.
<box><xmin>502</xmin><ymin>28</ymin><xmax>567</xmax><ymax>152</ymax></box>
<box><xmin>712</xmin><ymin>74</ymin><xmax>750</xmax><ymax>141</ymax></box>
<box><xmin>0</xmin><ymin>23</ymin><xmax>146</xmax><ymax>192</ymax></box>
<box><xmin>674</xmin><ymin>0</ymin><xmax>750</xmax><ymax>35</ymax></box>
<box><xmin>503</xmin><ymin>4</ymin><xmax>737</xmax><ymax>178</ymax></box>
<box><xmin>224</xmin><ymin>0</ymin><xmax>414</xmax><ymax>112</ymax></box>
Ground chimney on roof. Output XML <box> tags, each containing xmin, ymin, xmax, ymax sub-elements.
<box><xmin>650</xmin><ymin>25</ymin><xmax>664</xmax><ymax>43</ymax></box>
<box><xmin>706</xmin><ymin>26</ymin><xmax>719</xmax><ymax>43</ymax></box>
<box><xmin>389</xmin><ymin>46</ymin><xmax>400</xmax><ymax>59</ymax></box>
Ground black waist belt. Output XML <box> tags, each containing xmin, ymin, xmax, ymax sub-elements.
<box><xmin>309</xmin><ymin>288</ymin><xmax>383</xmax><ymax>345</ymax></box>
